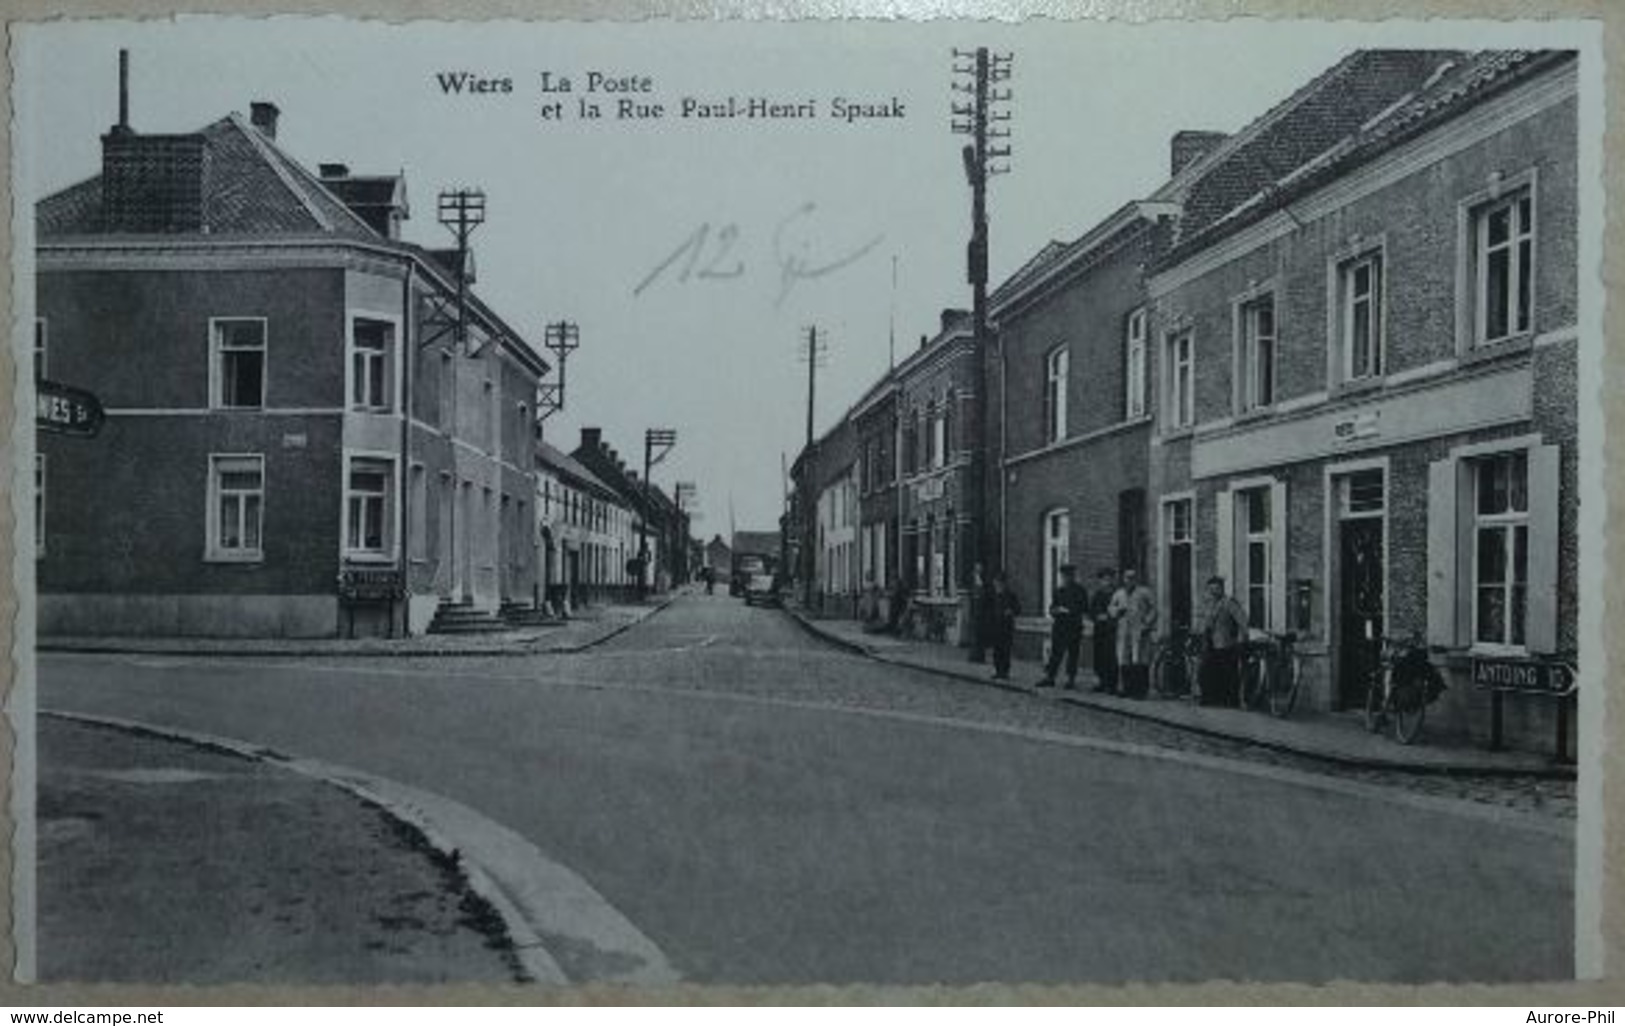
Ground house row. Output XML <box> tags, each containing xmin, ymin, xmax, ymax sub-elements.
<box><xmin>33</xmin><ymin>63</ymin><xmax>691</xmax><ymax>638</ymax></box>
<box><xmin>788</xmin><ymin>48</ymin><xmax>1582</xmax><ymax>752</ymax></box>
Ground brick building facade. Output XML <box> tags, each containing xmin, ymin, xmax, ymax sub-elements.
<box><xmin>1144</xmin><ymin>50</ymin><xmax>1579</xmax><ymax>749</ymax></box>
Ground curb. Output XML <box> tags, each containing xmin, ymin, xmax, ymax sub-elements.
<box><xmin>786</xmin><ymin>609</ymin><xmax>1576</xmax><ymax>781</ymax></box>
<box><xmin>39</xmin><ymin>595</ymin><xmax>681</xmax><ymax>660</ymax></box>
<box><xmin>540</xmin><ymin>593</ymin><xmax>679</xmax><ymax>654</ymax></box>
<box><xmin>41</xmin><ymin>709</ymin><xmax>680</xmax><ymax>986</ymax></box>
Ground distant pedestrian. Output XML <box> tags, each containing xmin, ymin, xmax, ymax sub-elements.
<box><xmin>1089</xmin><ymin>567</ymin><xmax>1120</xmax><ymax>694</ymax></box>
<box><xmin>988</xmin><ymin>571</ymin><xmax>1021</xmax><ymax>681</ymax></box>
<box><xmin>1037</xmin><ymin>564</ymin><xmax>1088</xmax><ymax>689</ymax></box>
<box><xmin>1199</xmin><ymin>575</ymin><xmax>1248</xmax><ymax>707</ymax></box>
<box><xmin>1110</xmin><ymin>567</ymin><xmax>1157</xmax><ymax>698</ymax></box>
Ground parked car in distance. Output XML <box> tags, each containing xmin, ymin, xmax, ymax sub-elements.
<box><xmin>743</xmin><ymin>573</ymin><xmax>781</xmax><ymax>607</ymax></box>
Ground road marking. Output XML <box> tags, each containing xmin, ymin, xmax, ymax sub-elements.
<box><xmin>46</xmin><ymin>654</ymin><xmax>1572</xmax><ymax>838</ymax></box>
<box><xmin>41</xmin><ymin>709</ymin><xmax>681</xmax><ymax>986</ymax></box>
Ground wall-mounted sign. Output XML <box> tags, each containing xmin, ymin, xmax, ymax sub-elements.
<box><xmin>337</xmin><ymin>567</ymin><xmax>405</xmax><ymax>602</ymax></box>
<box><xmin>36</xmin><ymin>380</ymin><xmax>105</xmax><ymax>437</ymax></box>
<box><xmin>915</xmin><ymin>476</ymin><xmax>946</xmax><ymax>503</ymax></box>
<box><xmin>1333</xmin><ymin>409</ymin><xmax>1380</xmax><ymax>444</ymax></box>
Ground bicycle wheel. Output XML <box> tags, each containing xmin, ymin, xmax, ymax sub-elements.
<box><xmin>1391</xmin><ymin>678</ymin><xmax>1427</xmax><ymax>745</ymax></box>
<box><xmin>1239</xmin><ymin>651</ymin><xmax>1266</xmax><ymax>710</ymax></box>
<box><xmin>1363</xmin><ymin>672</ymin><xmax>1386</xmax><ymax>732</ymax></box>
<box><xmin>1267</xmin><ymin>653</ymin><xmax>1303</xmax><ymax>718</ymax></box>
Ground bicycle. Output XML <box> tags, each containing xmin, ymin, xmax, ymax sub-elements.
<box><xmin>1150</xmin><ymin>629</ymin><xmax>1203</xmax><ymax>700</ymax></box>
<box><xmin>1238</xmin><ymin>629</ymin><xmax>1304</xmax><ymax>718</ymax></box>
<box><xmin>1363</xmin><ymin>633</ymin><xmax>1446</xmax><ymax>745</ymax></box>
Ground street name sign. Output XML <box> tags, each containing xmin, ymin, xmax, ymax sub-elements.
<box><xmin>1471</xmin><ymin>655</ymin><xmax>1577</xmax><ymax>695</ymax></box>
<box><xmin>36</xmin><ymin>379</ymin><xmax>105</xmax><ymax>437</ymax></box>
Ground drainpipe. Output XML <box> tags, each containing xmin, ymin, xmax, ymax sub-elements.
<box><xmin>398</xmin><ymin>260</ymin><xmax>415</xmax><ymax>636</ymax></box>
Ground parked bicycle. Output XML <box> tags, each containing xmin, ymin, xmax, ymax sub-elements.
<box><xmin>1150</xmin><ymin>628</ymin><xmax>1203</xmax><ymax>700</ymax></box>
<box><xmin>1238</xmin><ymin>629</ymin><xmax>1304</xmax><ymax>718</ymax></box>
<box><xmin>1363</xmin><ymin>633</ymin><xmax>1447</xmax><ymax>745</ymax></box>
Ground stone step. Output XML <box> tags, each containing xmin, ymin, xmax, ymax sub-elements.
<box><xmin>428</xmin><ymin>620</ymin><xmax>512</xmax><ymax>634</ymax></box>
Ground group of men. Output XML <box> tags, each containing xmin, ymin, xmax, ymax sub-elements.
<box><xmin>977</xmin><ymin>563</ymin><xmax>1254</xmax><ymax>705</ymax></box>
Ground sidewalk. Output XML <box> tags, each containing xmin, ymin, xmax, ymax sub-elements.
<box><xmin>37</xmin><ymin>714</ymin><xmax>522</xmax><ymax>984</ymax></box>
<box><xmin>787</xmin><ymin>607</ymin><xmax>1574</xmax><ymax>779</ymax></box>
<box><xmin>38</xmin><ymin>593</ymin><xmax>679</xmax><ymax>659</ymax></box>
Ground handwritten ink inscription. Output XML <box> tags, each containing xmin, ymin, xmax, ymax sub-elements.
<box><xmin>634</xmin><ymin>203</ymin><xmax>884</xmax><ymax>307</ymax></box>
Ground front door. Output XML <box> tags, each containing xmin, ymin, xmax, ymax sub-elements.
<box><xmin>1337</xmin><ymin>517</ymin><xmax>1384</xmax><ymax>708</ymax></box>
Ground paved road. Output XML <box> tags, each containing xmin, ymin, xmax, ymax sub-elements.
<box><xmin>39</xmin><ymin>591</ymin><xmax>1574</xmax><ymax>985</ymax></box>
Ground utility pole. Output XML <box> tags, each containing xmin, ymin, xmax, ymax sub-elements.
<box><xmin>953</xmin><ymin>46</ymin><xmax>1013</xmax><ymax>659</ymax></box>
<box><xmin>536</xmin><ymin>321</ymin><xmax>580</xmax><ymax>428</ymax></box>
<box><xmin>436</xmin><ymin>189</ymin><xmax>486</xmax><ymax>357</ymax></box>
<box><xmin>797</xmin><ymin>327</ymin><xmax>829</xmax><ymax>606</ymax></box>
<box><xmin>641</xmin><ymin>427</ymin><xmax>677</xmax><ymax>600</ymax></box>
<box><xmin>435</xmin><ymin>187</ymin><xmax>487</xmax><ymax>603</ymax></box>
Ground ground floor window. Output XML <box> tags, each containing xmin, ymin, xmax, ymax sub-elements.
<box><xmin>208</xmin><ymin>454</ymin><xmax>264</xmax><ymax>562</ymax></box>
<box><xmin>35</xmin><ymin>454</ymin><xmax>45</xmax><ymax>558</ymax></box>
<box><xmin>1429</xmin><ymin>440</ymin><xmax>1558</xmax><ymax>654</ymax></box>
<box><xmin>345</xmin><ymin>457</ymin><xmax>393</xmax><ymax>557</ymax></box>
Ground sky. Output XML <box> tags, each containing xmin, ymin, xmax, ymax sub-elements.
<box><xmin>12</xmin><ymin>15</ymin><xmax>1576</xmax><ymax>538</ymax></box>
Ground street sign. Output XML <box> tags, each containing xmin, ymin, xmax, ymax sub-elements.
<box><xmin>36</xmin><ymin>379</ymin><xmax>105</xmax><ymax>437</ymax></box>
<box><xmin>1472</xmin><ymin>655</ymin><xmax>1576</xmax><ymax>695</ymax></box>
<box><xmin>337</xmin><ymin>568</ymin><xmax>405</xmax><ymax>602</ymax></box>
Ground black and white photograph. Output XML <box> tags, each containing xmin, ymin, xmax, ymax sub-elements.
<box><xmin>9</xmin><ymin>13</ymin><xmax>1608</xmax><ymax>990</ymax></box>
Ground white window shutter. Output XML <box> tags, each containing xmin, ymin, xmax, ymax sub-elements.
<box><xmin>1426</xmin><ymin>458</ymin><xmax>1459</xmax><ymax>647</ymax></box>
<box><xmin>1526</xmin><ymin>444</ymin><xmax>1562</xmax><ymax>653</ymax></box>
<box><xmin>1216</xmin><ymin>488</ymin><xmax>1234</xmax><ymax>594</ymax></box>
<box><xmin>1270</xmin><ymin>479</ymin><xmax>1288</xmax><ymax>633</ymax></box>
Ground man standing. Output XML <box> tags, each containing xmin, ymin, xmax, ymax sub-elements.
<box><xmin>1089</xmin><ymin>567</ymin><xmax>1120</xmax><ymax>694</ymax></box>
<box><xmin>1199</xmin><ymin>575</ymin><xmax>1248</xmax><ymax>707</ymax></box>
<box><xmin>1110</xmin><ymin>567</ymin><xmax>1158</xmax><ymax>698</ymax></box>
<box><xmin>1037</xmin><ymin>564</ymin><xmax>1088</xmax><ymax>690</ymax></box>
<box><xmin>988</xmin><ymin>571</ymin><xmax>1021</xmax><ymax>681</ymax></box>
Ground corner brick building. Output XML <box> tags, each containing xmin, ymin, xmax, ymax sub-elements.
<box><xmin>35</xmin><ymin>83</ymin><xmax>552</xmax><ymax>637</ymax></box>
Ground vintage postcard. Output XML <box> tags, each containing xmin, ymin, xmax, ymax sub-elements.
<box><xmin>4</xmin><ymin>9</ymin><xmax>1612</xmax><ymax>996</ymax></box>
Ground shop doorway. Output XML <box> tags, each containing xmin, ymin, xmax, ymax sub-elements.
<box><xmin>1164</xmin><ymin>497</ymin><xmax>1194</xmax><ymax>631</ymax></box>
<box><xmin>1334</xmin><ymin>469</ymin><xmax>1386</xmax><ymax>708</ymax></box>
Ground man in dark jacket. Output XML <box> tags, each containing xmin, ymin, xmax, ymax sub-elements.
<box><xmin>1037</xmin><ymin>564</ymin><xmax>1089</xmax><ymax>689</ymax></box>
<box><xmin>1089</xmin><ymin>567</ymin><xmax>1120</xmax><ymax>694</ymax></box>
<box><xmin>1199</xmin><ymin>575</ymin><xmax>1248</xmax><ymax>706</ymax></box>
<box><xmin>988</xmin><ymin>571</ymin><xmax>1021</xmax><ymax>681</ymax></box>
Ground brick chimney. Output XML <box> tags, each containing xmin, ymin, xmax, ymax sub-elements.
<box><xmin>319</xmin><ymin>163</ymin><xmax>350</xmax><ymax>179</ymax></box>
<box><xmin>1171</xmin><ymin>130</ymin><xmax>1228</xmax><ymax>176</ymax></box>
<box><xmin>580</xmin><ymin>427</ymin><xmax>602</xmax><ymax>452</ymax></box>
<box><xmin>250</xmin><ymin>101</ymin><xmax>280</xmax><ymax>140</ymax></box>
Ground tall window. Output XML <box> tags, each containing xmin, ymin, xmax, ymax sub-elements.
<box><xmin>903</xmin><ymin>412</ymin><xmax>918</xmax><ymax>474</ymax></box>
<box><xmin>345</xmin><ymin>458</ymin><xmax>392</xmax><ymax>556</ymax></box>
<box><xmin>933</xmin><ymin>400</ymin><xmax>948</xmax><ymax>468</ymax></box>
<box><xmin>1339</xmin><ymin>253</ymin><xmax>1384</xmax><ymax>382</ymax></box>
<box><xmin>212</xmin><ymin>318</ymin><xmax>266</xmax><ymax>409</ymax></box>
<box><xmin>439</xmin><ymin>351</ymin><xmax>455</xmax><ymax>428</ymax></box>
<box><xmin>1474</xmin><ymin>451</ymin><xmax>1529</xmax><ymax>648</ymax></box>
<box><xmin>34</xmin><ymin>455</ymin><xmax>45</xmax><ymax>558</ymax></box>
<box><xmin>1238</xmin><ymin>294</ymin><xmax>1276</xmax><ymax>412</ymax></box>
<box><xmin>1044</xmin><ymin>345</ymin><xmax>1069</xmax><ymax>443</ymax></box>
<box><xmin>1240</xmin><ymin>487</ymin><xmax>1272</xmax><ymax>629</ymax></box>
<box><xmin>941</xmin><ymin>395</ymin><xmax>954</xmax><ymax>463</ymax></box>
<box><xmin>1165</xmin><ymin>330</ymin><xmax>1194</xmax><ymax>430</ymax></box>
<box><xmin>208</xmin><ymin>454</ymin><xmax>264</xmax><ymax>561</ymax></box>
<box><xmin>1042</xmin><ymin>508</ymin><xmax>1070</xmax><ymax>614</ymax></box>
<box><xmin>33</xmin><ymin>319</ymin><xmax>46</xmax><ymax>381</ymax></box>
<box><xmin>1165</xmin><ymin>497</ymin><xmax>1194</xmax><ymax>629</ymax></box>
<box><xmin>1124</xmin><ymin>309</ymin><xmax>1147</xmax><ymax>419</ymax></box>
<box><xmin>350</xmin><ymin>318</ymin><xmax>393</xmax><ymax>411</ymax></box>
<box><xmin>409</xmin><ymin>464</ymin><xmax>428</xmax><ymax>561</ymax></box>
<box><xmin>1471</xmin><ymin>189</ymin><xmax>1534</xmax><ymax>346</ymax></box>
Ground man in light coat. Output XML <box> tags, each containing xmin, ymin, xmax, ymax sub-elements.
<box><xmin>1110</xmin><ymin>567</ymin><xmax>1157</xmax><ymax>698</ymax></box>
